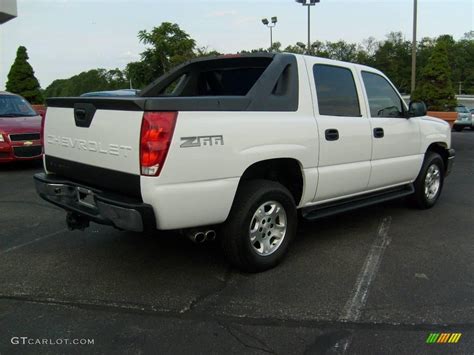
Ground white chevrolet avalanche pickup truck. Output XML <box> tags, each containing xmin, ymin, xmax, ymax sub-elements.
<box><xmin>35</xmin><ymin>53</ymin><xmax>455</xmax><ymax>272</ymax></box>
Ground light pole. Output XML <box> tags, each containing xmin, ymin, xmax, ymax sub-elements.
<box><xmin>411</xmin><ymin>0</ymin><xmax>418</xmax><ymax>95</ymax></box>
<box><xmin>262</xmin><ymin>17</ymin><xmax>278</xmax><ymax>50</ymax></box>
<box><xmin>295</xmin><ymin>0</ymin><xmax>320</xmax><ymax>55</ymax></box>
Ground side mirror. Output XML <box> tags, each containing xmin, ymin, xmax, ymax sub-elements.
<box><xmin>408</xmin><ymin>101</ymin><xmax>427</xmax><ymax>118</ymax></box>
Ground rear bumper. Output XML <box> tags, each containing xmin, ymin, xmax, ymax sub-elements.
<box><xmin>453</xmin><ymin>121</ymin><xmax>472</xmax><ymax>127</ymax></box>
<box><xmin>34</xmin><ymin>173</ymin><xmax>155</xmax><ymax>232</ymax></box>
<box><xmin>446</xmin><ymin>148</ymin><xmax>455</xmax><ymax>176</ymax></box>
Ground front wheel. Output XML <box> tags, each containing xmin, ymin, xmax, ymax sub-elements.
<box><xmin>410</xmin><ymin>152</ymin><xmax>445</xmax><ymax>209</ymax></box>
<box><xmin>221</xmin><ymin>180</ymin><xmax>297</xmax><ymax>272</ymax></box>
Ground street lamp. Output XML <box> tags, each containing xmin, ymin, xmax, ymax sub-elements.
<box><xmin>411</xmin><ymin>0</ymin><xmax>418</xmax><ymax>95</ymax></box>
<box><xmin>262</xmin><ymin>16</ymin><xmax>278</xmax><ymax>50</ymax></box>
<box><xmin>295</xmin><ymin>0</ymin><xmax>320</xmax><ymax>55</ymax></box>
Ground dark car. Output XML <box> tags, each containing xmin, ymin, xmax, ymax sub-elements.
<box><xmin>0</xmin><ymin>91</ymin><xmax>43</xmax><ymax>162</ymax></box>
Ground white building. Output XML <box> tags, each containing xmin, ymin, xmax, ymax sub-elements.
<box><xmin>0</xmin><ymin>0</ymin><xmax>17</xmax><ymax>24</ymax></box>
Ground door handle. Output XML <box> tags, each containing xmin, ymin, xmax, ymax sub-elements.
<box><xmin>373</xmin><ymin>127</ymin><xmax>384</xmax><ymax>138</ymax></box>
<box><xmin>325</xmin><ymin>129</ymin><xmax>339</xmax><ymax>141</ymax></box>
<box><xmin>74</xmin><ymin>109</ymin><xmax>86</xmax><ymax>121</ymax></box>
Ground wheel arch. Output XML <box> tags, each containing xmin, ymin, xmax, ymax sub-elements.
<box><xmin>236</xmin><ymin>158</ymin><xmax>305</xmax><ymax>207</ymax></box>
<box><xmin>426</xmin><ymin>142</ymin><xmax>449</xmax><ymax>172</ymax></box>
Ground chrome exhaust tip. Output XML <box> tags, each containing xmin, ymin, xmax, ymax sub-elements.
<box><xmin>205</xmin><ymin>230</ymin><xmax>216</xmax><ymax>241</ymax></box>
<box><xmin>194</xmin><ymin>232</ymin><xmax>207</xmax><ymax>244</ymax></box>
<box><xmin>186</xmin><ymin>229</ymin><xmax>207</xmax><ymax>244</ymax></box>
<box><xmin>185</xmin><ymin>229</ymin><xmax>216</xmax><ymax>244</ymax></box>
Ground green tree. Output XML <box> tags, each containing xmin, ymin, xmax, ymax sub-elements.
<box><xmin>6</xmin><ymin>46</ymin><xmax>43</xmax><ymax>104</ymax></box>
<box><xmin>355</xmin><ymin>37</ymin><xmax>378</xmax><ymax>67</ymax></box>
<box><xmin>284</xmin><ymin>42</ymin><xmax>306</xmax><ymax>54</ymax></box>
<box><xmin>463</xmin><ymin>31</ymin><xmax>474</xmax><ymax>41</ymax></box>
<box><xmin>447</xmin><ymin>33</ymin><xmax>474</xmax><ymax>94</ymax></box>
<box><xmin>436</xmin><ymin>35</ymin><xmax>461</xmax><ymax>90</ymax></box>
<box><xmin>44</xmin><ymin>79</ymin><xmax>68</xmax><ymax>98</ymax></box>
<box><xmin>239</xmin><ymin>48</ymin><xmax>268</xmax><ymax>54</ymax></box>
<box><xmin>125</xmin><ymin>61</ymin><xmax>150</xmax><ymax>90</ymax></box>
<box><xmin>195</xmin><ymin>46</ymin><xmax>222</xmax><ymax>57</ymax></box>
<box><xmin>417</xmin><ymin>37</ymin><xmax>436</xmax><ymax>74</ymax></box>
<box><xmin>412</xmin><ymin>40</ymin><xmax>457</xmax><ymax>111</ymax></box>
<box><xmin>373</xmin><ymin>32</ymin><xmax>412</xmax><ymax>93</ymax></box>
<box><xmin>128</xmin><ymin>22</ymin><xmax>196</xmax><ymax>88</ymax></box>
<box><xmin>44</xmin><ymin>68</ymin><xmax>128</xmax><ymax>98</ymax></box>
<box><xmin>323</xmin><ymin>40</ymin><xmax>358</xmax><ymax>62</ymax></box>
<box><xmin>270</xmin><ymin>41</ymin><xmax>282</xmax><ymax>53</ymax></box>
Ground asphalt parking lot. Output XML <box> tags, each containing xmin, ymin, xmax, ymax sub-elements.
<box><xmin>0</xmin><ymin>132</ymin><xmax>473</xmax><ymax>354</ymax></box>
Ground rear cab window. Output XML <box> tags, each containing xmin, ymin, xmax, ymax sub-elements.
<box><xmin>143</xmin><ymin>57</ymin><xmax>274</xmax><ymax>97</ymax></box>
<box><xmin>313</xmin><ymin>64</ymin><xmax>361</xmax><ymax>117</ymax></box>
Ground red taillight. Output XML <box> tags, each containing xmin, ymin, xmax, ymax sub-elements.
<box><xmin>140</xmin><ymin>111</ymin><xmax>177</xmax><ymax>176</ymax></box>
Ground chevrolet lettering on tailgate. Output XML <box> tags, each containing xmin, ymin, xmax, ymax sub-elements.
<box><xmin>47</xmin><ymin>134</ymin><xmax>132</xmax><ymax>158</ymax></box>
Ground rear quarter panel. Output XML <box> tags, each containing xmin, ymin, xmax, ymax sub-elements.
<box><xmin>142</xmin><ymin>110</ymin><xmax>319</xmax><ymax>229</ymax></box>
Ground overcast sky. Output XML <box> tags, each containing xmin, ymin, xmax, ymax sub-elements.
<box><xmin>0</xmin><ymin>0</ymin><xmax>472</xmax><ymax>89</ymax></box>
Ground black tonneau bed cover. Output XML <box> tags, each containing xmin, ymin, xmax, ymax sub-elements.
<box><xmin>47</xmin><ymin>53</ymin><xmax>299</xmax><ymax>112</ymax></box>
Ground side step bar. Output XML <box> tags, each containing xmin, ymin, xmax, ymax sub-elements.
<box><xmin>301</xmin><ymin>184</ymin><xmax>415</xmax><ymax>221</ymax></box>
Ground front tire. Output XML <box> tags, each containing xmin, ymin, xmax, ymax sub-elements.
<box><xmin>221</xmin><ymin>180</ymin><xmax>297</xmax><ymax>272</ymax></box>
<box><xmin>411</xmin><ymin>152</ymin><xmax>445</xmax><ymax>209</ymax></box>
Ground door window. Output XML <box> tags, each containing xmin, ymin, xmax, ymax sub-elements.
<box><xmin>362</xmin><ymin>71</ymin><xmax>406</xmax><ymax>118</ymax></box>
<box><xmin>313</xmin><ymin>65</ymin><xmax>361</xmax><ymax>117</ymax></box>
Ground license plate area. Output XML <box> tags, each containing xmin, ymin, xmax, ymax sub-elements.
<box><xmin>76</xmin><ymin>187</ymin><xmax>96</xmax><ymax>209</ymax></box>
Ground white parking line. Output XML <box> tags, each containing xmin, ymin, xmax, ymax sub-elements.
<box><xmin>335</xmin><ymin>216</ymin><xmax>392</xmax><ymax>353</ymax></box>
<box><xmin>0</xmin><ymin>228</ymin><xmax>67</xmax><ymax>256</ymax></box>
<box><xmin>341</xmin><ymin>216</ymin><xmax>392</xmax><ymax>321</ymax></box>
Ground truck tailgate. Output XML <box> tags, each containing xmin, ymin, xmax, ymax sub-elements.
<box><xmin>44</xmin><ymin>106</ymin><xmax>143</xmax><ymax>175</ymax></box>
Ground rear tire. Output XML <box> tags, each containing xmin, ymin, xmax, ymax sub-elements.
<box><xmin>453</xmin><ymin>126</ymin><xmax>463</xmax><ymax>132</ymax></box>
<box><xmin>221</xmin><ymin>180</ymin><xmax>297</xmax><ymax>272</ymax></box>
<box><xmin>410</xmin><ymin>152</ymin><xmax>445</xmax><ymax>209</ymax></box>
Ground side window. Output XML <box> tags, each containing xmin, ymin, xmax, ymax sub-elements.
<box><xmin>362</xmin><ymin>71</ymin><xmax>405</xmax><ymax>118</ymax></box>
<box><xmin>160</xmin><ymin>74</ymin><xmax>188</xmax><ymax>96</ymax></box>
<box><xmin>313</xmin><ymin>64</ymin><xmax>361</xmax><ymax>117</ymax></box>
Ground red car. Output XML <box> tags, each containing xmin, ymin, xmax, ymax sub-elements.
<box><xmin>0</xmin><ymin>91</ymin><xmax>43</xmax><ymax>162</ymax></box>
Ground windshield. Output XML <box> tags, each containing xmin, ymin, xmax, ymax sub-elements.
<box><xmin>0</xmin><ymin>95</ymin><xmax>37</xmax><ymax>117</ymax></box>
<box><xmin>455</xmin><ymin>106</ymin><xmax>469</xmax><ymax>113</ymax></box>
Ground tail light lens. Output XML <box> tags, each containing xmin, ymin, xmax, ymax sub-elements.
<box><xmin>140</xmin><ymin>111</ymin><xmax>177</xmax><ymax>176</ymax></box>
